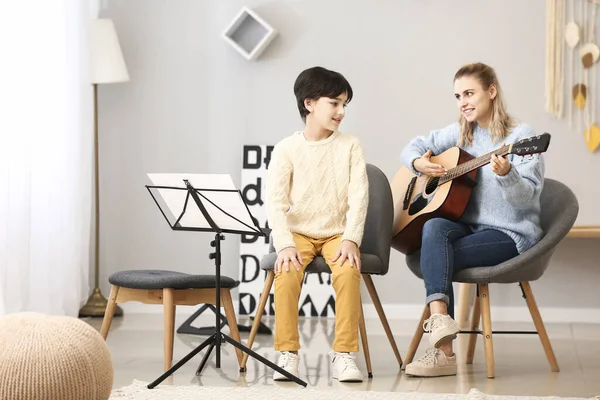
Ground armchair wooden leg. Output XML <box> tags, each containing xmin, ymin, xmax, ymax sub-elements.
<box><xmin>478</xmin><ymin>283</ymin><xmax>495</xmax><ymax>378</ymax></box>
<box><xmin>358</xmin><ymin>297</ymin><xmax>372</xmax><ymax>378</ymax></box>
<box><xmin>221</xmin><ymin>289</ymin><xmax>243</xmax><ymax>368</ymax></box>
<box><xmin>457</xmin><ymin>283</ymin><xmax>473</xmax><ymax>330</ymax></box>
<box><xmin>521</xmin><ymin>281</ymin><xmax>559</xmax><ymax>372</ymax></box>
<box><xmin>363</xmin><ymin>275</ymin><xmax>403</xmax><ymax>367</ymax></box>
<box><xmin>466</xmin><ymin>290</ymin><xmax>481</xmax><ymax>364</ymax></box>
<box><xmin>241</xmin><ymin>270</ymin><xmax>275</xmax><ymax>370</ymax></box>
<box><xmin>163</xmin><ymin>288</ymin><xmax>175</xmax><ymax>372</ymax></box>
<box><xmin>404</xmin><ymin>305</ymin><xmax>430</xmax><ymax>368</ymax></box>
<box><xmin>100</xmin><ymin>285</ymin><xmax>120</xmax><ymax>340</ymax></box>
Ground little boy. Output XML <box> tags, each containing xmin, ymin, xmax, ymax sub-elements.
<box><xmin>266</xmin><ymin>66</ymin><xmax>369</xmax><ymax>382</ymax></box>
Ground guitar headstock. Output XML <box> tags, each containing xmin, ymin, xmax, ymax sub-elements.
<box><xmin>509</xmin><ymin>133</ymin><xmax>551</xmax><ymax>156</ymax></box>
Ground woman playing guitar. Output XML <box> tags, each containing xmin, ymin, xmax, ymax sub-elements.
<box><xmin>402</xmin><ymin>62</ymin><xmax>545</xmax><ymax>377</ymax></box>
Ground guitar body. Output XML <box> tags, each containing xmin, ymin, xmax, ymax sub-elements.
<box><xmin>390</xmin><ymin>147</ymin><xmax>479</xmax><ymax>255</ymax></box>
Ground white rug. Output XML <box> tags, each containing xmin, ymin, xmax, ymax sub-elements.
<box><xmin>110</xmin><ymin>380</ymin><xmax>599</xmax><ymax>400</ymax></box>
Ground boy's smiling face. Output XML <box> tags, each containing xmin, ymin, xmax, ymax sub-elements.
<box><xmin>304</xmin><ymin>92</ymin><xmax>348</xmax><ymax>132</ymax></box>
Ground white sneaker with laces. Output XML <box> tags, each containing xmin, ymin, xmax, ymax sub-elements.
<box><xmin>331</xmin><ymin>352</ymin><xmax>363</xmax><ymax>382</ymax></box>
<box><xmin>423</xmin><ymin>313</ymin><xmax>460</xmax><ymax>348</ymax></box>
<box><xmin>273</xmin><ymin>351</ymin><xmax>299</xmax><ymax>381</ymax></box>
<box><xmin>405</xmin><ymin>347</ymin><xmax>457</xmax><ymax>377</ymax></box>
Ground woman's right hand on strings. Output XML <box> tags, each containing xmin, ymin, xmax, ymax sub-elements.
<box><xmin>413</xmin><ymin>149</ymin><xmax>447</xmax><ymax>177</ymax></box>
<box><xmin>275</xmin><ymin>247</ymin><xmax>303</xmax><ymax>274</ymax></box>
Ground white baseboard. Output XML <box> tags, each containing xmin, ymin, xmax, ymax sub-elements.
<box><xmin>119</xmin><ymin>302</ymin><xmax>600</xmax><ymax>324</ymax></box>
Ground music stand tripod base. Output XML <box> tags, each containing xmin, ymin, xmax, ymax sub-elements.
<box><xmin>144</xmin><ymin>176</ymin><xmax>307</xmax><ymax>388</ymax></box>
<box><xmin>177</xmin><ymin>303</ymin><xmax>272</xmax><ymax>336</ymax></box>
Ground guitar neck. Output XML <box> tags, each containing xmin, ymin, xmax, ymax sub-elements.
<box><xmin>439</xmin><ymin>145</ymin><xmax>510</xmax><ymax>184</ymax></box>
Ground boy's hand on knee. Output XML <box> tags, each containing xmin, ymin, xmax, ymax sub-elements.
<box><xmin>333</xmin><ymin>240</ymin><xmax>361</xmax><ymax>271</ymax></box>
<box><xmin>274</xmin><ymin>247</ymin><xmax>303</xmax><ymax>274</ymax></box>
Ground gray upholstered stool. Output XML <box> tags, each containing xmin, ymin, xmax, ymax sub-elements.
<box><xmin>100</xmin><ymin>269</ymin><xmax>242</xmax><ymax>371</ymax></box>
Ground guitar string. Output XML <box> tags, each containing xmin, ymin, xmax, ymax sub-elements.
<box><xmin>423</xmin><ymin>146</ymin><xmax>510</xmax><ymax>192</ymax></box>
<box><xmin>423</xmin><ymin>142</ymin><xmax>545</xmax><ymax>193</ymax></box>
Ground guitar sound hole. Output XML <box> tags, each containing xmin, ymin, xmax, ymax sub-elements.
<box><xmin>424</xmin><ymin>177</ymin><xmax>440</xmax><ymax>195</ymax></box>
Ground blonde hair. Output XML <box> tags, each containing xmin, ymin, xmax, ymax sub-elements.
<box><xmin>454</xmin><ymin>63</ymin><xmax>515</xmax><ymax>146</ymax></box>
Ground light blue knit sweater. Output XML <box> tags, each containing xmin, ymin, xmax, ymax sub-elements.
<box><xmin>400</xmin><ymin>122</ymin><xmax>545</xmax><ymax>254</ymax></box>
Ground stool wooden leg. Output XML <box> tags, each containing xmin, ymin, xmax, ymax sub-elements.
<box><xmin>358</xmin><ymin>297</ymin><xmax>372</xmax><ymax>378</ymax></box>
<box><xmin>478</xmin><ymin>283</ymin><xmax>495</xmax><ymax>378</ymax></box>
<box><xmin>521</xmin><ymin>281</ymin><xmax>559</xmax><ymax>372</ymax></box>
<box><xmin>363</xmin><ymin>275</ymin><xmax>403</xmax><ymax>367</ymax></box>
<box><xmin>241</xmin><ymin>271</ymin><xmax>274</xmax><ymax>370</ymax></box>
<box><xmin>466</xmin><ymin>290</ymin><xmax>481</xmax><ymax>364</ymax></box>
<box><xmin>221</xmin><ymin>289</ymin><xmax>243</xmax><ymax>368</ymax></box>
<box><xmin>100</xmin><ymin>285</ymin><xmax>120</xmax><ymax>339</ymax></box>
<box><xmin>404</xmin><ymin>305</ymin><xmax>430</xmax><ymax>368</ymax></box>
<box><xmin>163</xmin><ymin>288</ymin><xmax>175</xmax><ymax>372</ymax></box>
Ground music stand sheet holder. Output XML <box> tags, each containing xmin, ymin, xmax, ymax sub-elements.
<box><xmin>145</xmin><ymin>173</ymin><xmax>307</xmax><ymax>388</ymax></box>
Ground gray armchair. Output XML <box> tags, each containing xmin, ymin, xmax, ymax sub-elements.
<box><xmin>240</xmin><ymin>164</ymin><xmax>403</xmax><ymax>377</ymax></box>
<box><xmin>403</xmin><ymin>178</ymin><xmax>579</xmax><ymax>378</ymax></box>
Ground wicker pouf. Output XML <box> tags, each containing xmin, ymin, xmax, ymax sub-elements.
<box><xmin>0</xmin><ymin>312</ymin><xmax>113</xmax><ymax>400</ymax></box>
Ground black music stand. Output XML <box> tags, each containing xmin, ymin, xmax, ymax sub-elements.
<box><xmin>145</xmin><ymin>173</ymin><xmax>307</xmax><ymax>388</ymax></box>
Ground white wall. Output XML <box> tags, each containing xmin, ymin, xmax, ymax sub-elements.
<box><xmin>96</xmin><ymin>0</ymin><xmax>600</xmax><ymax>321</ymax></box>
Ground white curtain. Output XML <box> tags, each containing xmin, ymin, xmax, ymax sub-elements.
<box><xmin>0</xmin><ymin>0</ymin><xmax>98</xmax><ymax>316</ymax></box>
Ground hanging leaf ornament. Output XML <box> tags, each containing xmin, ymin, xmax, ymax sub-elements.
<box><xmin>565</xmin><ymin>21</ymin><xmax>581</xmax><ymax>48</ymax></box>
<box><xmin>580</xmin><ymin>43</ymin><xmax>600</xmax><ymax>67</ymax></box>
<box><xmin>573</xmin><ymin>83</ymin><xmax>587</xmax><ymax>109</ymax></box>
<box><xmin>585</xmin><ymin>123</ymin><xmax>600</xmax><ymax>152</ymax></box>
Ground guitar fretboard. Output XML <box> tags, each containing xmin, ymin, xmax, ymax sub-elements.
<box><xmin>439</xmin><ymin>145</ymin><xmax>510</xmax><ymax>184</ymax></box>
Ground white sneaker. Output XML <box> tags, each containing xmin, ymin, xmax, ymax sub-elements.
<box><xmin>423</xmin><ymin>313</ymin><xmax>460</xmax><ymax>348</ymax></box>
<box><xmin>273</xmin><ymin>351</ymin><xmax>299</xmax><ymax>381</ymax></box>
<box><xmin>331</xmin><ymin>352</ymin><xmax>363</xmax><ymax>382</ymax></box>
<box><xmin>405</xmin><ymin>347</ymin><xmax>457</xmax><ymax>377</ymax></box>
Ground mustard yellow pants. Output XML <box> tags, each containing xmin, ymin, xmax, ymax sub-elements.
<box><xmin>274</xmin><ymin>233</ymin><xmax>361</xmax><ymax>352</ymax></box>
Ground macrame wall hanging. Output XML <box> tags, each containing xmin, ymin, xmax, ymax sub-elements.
<box><xmin>547</xmin><ymin>0</ymin><xmax>600</xmax><ymax>152</ymax></box>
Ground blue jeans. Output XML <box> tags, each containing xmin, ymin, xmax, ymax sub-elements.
<box><xmin>420</xmin><ymin>218</ymin><xmax>519</xmax><ymax>319</ymax></box>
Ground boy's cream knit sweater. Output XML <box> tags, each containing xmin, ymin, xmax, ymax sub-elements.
<box><xmin>266</xmin><ymin>131</ymin><xmax>369</xmax><ymax>253</ymax></box>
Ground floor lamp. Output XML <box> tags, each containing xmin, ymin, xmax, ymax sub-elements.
<box><xmin>79</xmin><ymin>18</ymin><xmax>130</xmax><ymax>318</ymax></box>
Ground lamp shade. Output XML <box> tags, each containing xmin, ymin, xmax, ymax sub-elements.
<box><xmin>90</xmin><ymin>18</ymin><xmax>129</xmax><ymax>84</ymax></box>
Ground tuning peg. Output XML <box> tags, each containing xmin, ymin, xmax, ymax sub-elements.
<box><xmin>209</xmin><ymin>253</ymin><xmax>216</xmax><ymax>260</ymax></box>
<box><xmin>210</xmin><ymin>240</ymin><xmax>216</xmax><ymax>247</ymax></box>
<box><xmin>219</xmin><ymin>234</ymin><xmax>225</xmax><ymax>240</ymax></box>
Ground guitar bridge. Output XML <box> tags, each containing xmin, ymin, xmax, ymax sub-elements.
<box><xmin>403</xmin><ymin>177</ymin><xmax>417</xmax><ymax>210</ymax></box>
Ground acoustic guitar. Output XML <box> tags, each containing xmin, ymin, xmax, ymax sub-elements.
<box><xmin>390</xmin><ymin>133</ymin><xmax>551</xmax><ymax>255</ymax></box>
